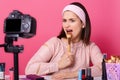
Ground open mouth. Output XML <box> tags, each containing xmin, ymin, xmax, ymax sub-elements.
<box><xmin>66</xmin><ymin>29</ymin><xmax>73</xmax><ymax>33</ymax></box>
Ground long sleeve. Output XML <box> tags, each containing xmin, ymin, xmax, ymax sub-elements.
<box><xmin>25</xmin><ymin>37</ymin><xmax>103</xmax><ymax>78</ymax></box>
<box><xmin>89</xmin><ymin>43</ymin><xmax>103</xmax><ymax>77</ymax></box>
<box><xmin>25</xmin><ymin>37</ymin><xmax>60</xmax><ymax>75</ymax></box>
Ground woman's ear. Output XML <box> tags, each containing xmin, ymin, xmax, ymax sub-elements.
<box><xmin>82</xmin><ymin>25</ymin><xmax>85</xmax><ymax>28</ymax></box>
<box><xmin>81</xmin><ymin>22</ymin><xmax>85</xmax><ymax>28</ymax></box>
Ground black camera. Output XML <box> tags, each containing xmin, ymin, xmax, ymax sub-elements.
<box><xmin>0</xmin><ymin>10</ymin><xmax>37</xmax><ymax>80</ymax></box>
<box><xmin>4</xmin><ymin>10</ymin><xmax>36</xmax><ymax>38</ymax></box>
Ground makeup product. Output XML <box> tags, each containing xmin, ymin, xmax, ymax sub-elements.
<box><xmin>66</xmin><ymin>33</ymin><xmax>72</xmax><ymax>53</ymax></box>
<box><xmin>9</xmin><ymin>67</ymin><xmax>14</xmax><ymax>80</ymax></box>
<box><xmin>86</xmin><ymin>68</ymin><xmax>93</xmax><ymax>80</ymax></box>
<box><xmin>82</xmin><ymin>69</ymin><xmax>86</xmax><ymax>80</ymax></box>
<box><xmin>26</xmin><ymin>74</ymin><xmax>44</xmax><ymax>80</ymax></box>
<box><xmin>78</xmin><ymin>69</ymin><xmax>82</xmax><ymax>80</ymax></box>
<box><xmin>102</xmin><ymin>54</ymin><xmax>107</xmax><ymax>80</ymax></box>
<box><xmin>0</xmin><ymin>63</ymin><xmax>5</xmax><ymax>80</ymax></box>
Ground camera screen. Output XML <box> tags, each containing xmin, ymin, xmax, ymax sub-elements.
<box><xmin>5</xmin><ymin>19</ymin><xmax>21</xmax><ymax>33</ymax></box>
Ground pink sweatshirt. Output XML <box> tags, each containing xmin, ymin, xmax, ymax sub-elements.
<box><xmin>25</xmin><ymin>37</ymin><xmax>103</xmax><ymax>77</ymax></box>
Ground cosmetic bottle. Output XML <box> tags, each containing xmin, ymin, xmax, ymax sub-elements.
<box><xmin>86</xmin><ymin>68</ymin><xmax>93</xmax><ymax>80</ymax></box>
<box><xmin>0</xmin><ymin>63</ymin><xmax>5</xmax><ymax>80</ymax></box>
<box><xmin>9</xmin><ymin>67</ymin><xmax>14</xmax><ymax>80</ymax></box>
<box><xmin>78</xmin><ymin>69</ymin><xmax>82</xmax><ymax>80</ymax></box>
<box><xmin>82</xmin><ymin>69</ymin><xmax>86</xmax><ymax>80</ymax></box>
<box><xmin>102</xmin><ymin>54</ymin><xmax>107</xmax><ymax>80</ymax></box>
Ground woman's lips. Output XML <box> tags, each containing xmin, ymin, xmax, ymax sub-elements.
<box><xmin>66</xmin><ymin>29</ymin><xmax>73</xmax><ymax>33</ymax></box>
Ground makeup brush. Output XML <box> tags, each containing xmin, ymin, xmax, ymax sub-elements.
<box><xmin>66</xmin><ymin>33</ymin><xmax>72</xmax><ymax>53</ymax></box>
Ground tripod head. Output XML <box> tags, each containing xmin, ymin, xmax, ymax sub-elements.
<box><xmin>4</xmin><ymin>34</ymin><xmax>24</xmax><ymax>53</ymax></box>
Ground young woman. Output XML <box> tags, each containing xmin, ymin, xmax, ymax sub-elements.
<box><xmin>25</xmin><ymin>2</ymin><xmax>103</xmax><ymax>80</ymax></box>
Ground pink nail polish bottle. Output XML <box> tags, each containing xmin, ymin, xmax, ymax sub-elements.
<box><xmin>9</xmin><ymin>67</ymin><xmax>14</xmax><ymax>80</ymax></box>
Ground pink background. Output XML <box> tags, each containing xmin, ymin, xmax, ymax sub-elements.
<box><xmin>0</xmin><ymin>0</ymin><xmax>120</xmax><ymax>75</ymax></box>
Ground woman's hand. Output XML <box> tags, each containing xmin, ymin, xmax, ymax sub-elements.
<box><xmin>51</xmin><ymin>72</ymin><xmax>66</xmax><ymax>80</ymax></box>
<box><xmin>51</xmin><ymin>71</ymin><xmax>78</xmax><ymax>80</ymax></box>
<box><xmin>58</xmin><ymin>52</ymin><xmax>75</xmax><ymax>70</ymax></box>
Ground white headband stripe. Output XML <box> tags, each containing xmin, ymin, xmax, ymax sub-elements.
<box><xmin>63</xmin><ymin>5</ymin><xmax>86</xmax><ymax>26</ymax></box>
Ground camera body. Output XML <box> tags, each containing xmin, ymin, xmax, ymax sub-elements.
<box><xmin>4</xmin><ymin>10</ymin><xmax>36</xmax><ymax>38</ymax></box>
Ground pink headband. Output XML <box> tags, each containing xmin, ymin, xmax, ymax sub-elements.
<box><xmin>63</xmin><ymin>5</ymin><xmax>86</xmax><ymax>26</ymax></box>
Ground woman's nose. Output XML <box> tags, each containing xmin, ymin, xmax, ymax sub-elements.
<box><xmin>65</xmin><ymin>22</ymin><xmax>70</xmax><ymax>28</ymax></box>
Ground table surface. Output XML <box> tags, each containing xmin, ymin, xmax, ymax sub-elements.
<box><xmin>5</xmin><ymin>75</ymin><xmax>102</xmax><ymax>80</ymax></box>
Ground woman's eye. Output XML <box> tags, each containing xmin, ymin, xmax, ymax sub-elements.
<box><xmin>62</xmin><ymin>19</ymin><xmax>66</xmax><ymax>22</ymax></box>
<box><xmin>70</xmin><ymin>19</ymin><xmax>75</xmax><ymax>22</ymax></box>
